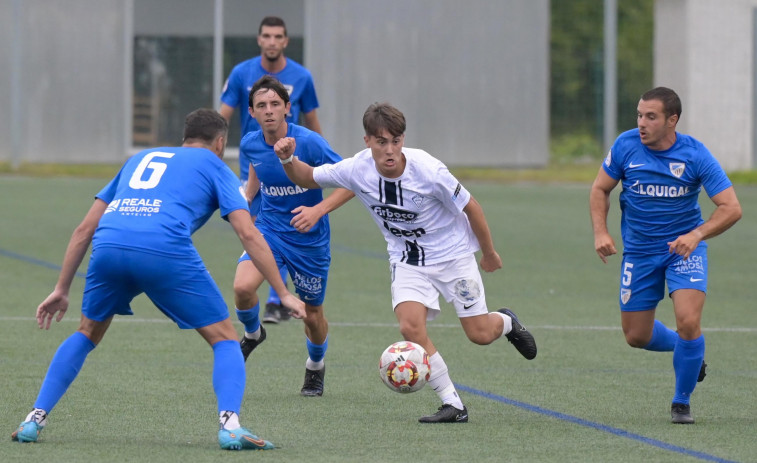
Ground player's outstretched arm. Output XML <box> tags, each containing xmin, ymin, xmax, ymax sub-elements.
<box><xmin>227</xmin><ymin>209</ymin><xmax>306</xmax><ymax>318</ymax></box>
<box><xmin>37</xmin><ymin>199</ymin><xmax>108</xmax><ymax>329</ymax></box>
<box><xmin>273</xmin><ymin>137</ymin><xmax>321</xmax><ymax>189</ymax></box>
<box><xmin>589</xmin><ymin>167</ymin><xmax>620</xmax><ymax>263</ymax></box>
<box><xmin>463</xmin><ymin>196</ymin><xmax>502</xmax><ymax>273</ymax></box>
<box><xmin>290</xmin><ymin>188</ymin><xmax>354</xmax><ymax>233</ymax></box>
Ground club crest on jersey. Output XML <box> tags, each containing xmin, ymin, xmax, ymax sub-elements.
<box><xmin>669</xmin><ymin>162</ymin><xmax>685</xmax><ymax>178</ymax></box>
<box><xmin>454</xmin><ymin>278</ymin><xmax>481</xmax><ymax>302</ymax></box>
<box><xmin>411</xmin><ymin>194</ymin><xmax>424</xmax><ymax>208</ymax></box>
<box><xmin>620</xmin><ymin>288</ymin><xmax>632</xmax><ymax>305</ymax></box>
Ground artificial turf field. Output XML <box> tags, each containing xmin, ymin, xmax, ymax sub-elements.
<box><xmin>1</xmin><ymin>176</ymin><xmax>755</xmax><ymax>463</ymax></box>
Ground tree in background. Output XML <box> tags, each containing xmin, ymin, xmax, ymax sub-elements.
<box><xmin>550</xmin><ymin>0</ymin><xmax>653</xmax><ymax>162</ymax></box>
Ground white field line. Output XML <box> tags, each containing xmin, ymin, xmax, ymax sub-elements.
<box><xmin>1</xmin><ymin>316</ymin><xmax>755</xmax><ymax>333</ymax></box>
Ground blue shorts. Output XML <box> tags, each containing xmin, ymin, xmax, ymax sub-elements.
<box><xmin>82</xmin><ymin>246</ymin><xmax>229</xmax><ymax>329</ymax></box>
<box><xmin>238</xmin><ymin>226</ymin><xmax>330</xmax><ymax>306</ymax></box>
<box><xmin>618</xmin><ymin>243</ymin><xmax>708</xmax><ymax>312</ymax></box>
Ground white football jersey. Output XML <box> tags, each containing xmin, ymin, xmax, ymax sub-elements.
<box><xmin>313</xmin><ymin>147</ymin><xmax>480</xmax><ymax>266</ymax></box>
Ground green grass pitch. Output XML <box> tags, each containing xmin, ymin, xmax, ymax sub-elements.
<box><xmin>1</xmin><ymin>176</ymin><xmax>755</xmax><ymax>462</ymax></box>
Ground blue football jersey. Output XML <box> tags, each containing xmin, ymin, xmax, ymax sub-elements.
<box><xmin>239</xmin><ymin>124</ymin><xmax>341</xmax><ymax>248</ymax></box>
<box><xmin>602</xmin><ymin>129</ymin><xmax>732</xmax><ymax>253</ymax></box>
<box><xmin>220</xmin><ymin>56</ymin><xmax>319</xmax><ymax>180</ymax></box>
<box><xmin>93</xmin><ymin>147</ymin><xmax>247</xmax><ymax>256</ymax></box>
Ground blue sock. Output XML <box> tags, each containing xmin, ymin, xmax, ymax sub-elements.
<box><xmin>266</xmin><ymin>266</ymin><xmax>288</xmax><ymax>305</ymax></box>
<box><xmin>672</xmin><ymin>335</ymin><xmax>705</xmax><ymax>405</ymax></box>
<box><xmin>306</xmin><ymin>336</ymin><xmax>328</xmax><ymax>363</ymax></box>
<box><xmin>34</xmin><ymin>331</ymin><xmax>96</xmax><ymax>412</ymax></box>
<box><xmin>212</xmin><ymin>340</ymin><xmax>245</xmax><ymax>414</ymax></box>
<box><xmin>236</xmin><ymin>303</ymin><xmax>260</xmax><ymax>334</ymax></box>
<box><xmin>643</xmin><ymin>320</ymin><xmax>678</xmax><ymax>352</ymax></box>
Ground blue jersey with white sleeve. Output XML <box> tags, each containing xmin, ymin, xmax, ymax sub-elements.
<box><xmin>220</xmin><ymin>56</ymin><xmax>319</xmax><ymax>181</ymax></box>
<box><xmin>93</xmin><ymin>147</ymin><xmax>247</xmax><ymax>256</ymax></box>
<box><xmin>602</xmin><ymin>129</ymin><xmax>732</xmax><ymax>254</ymax></box>
<box><xmin>239</xmin><ymin>123</ymin><xmax>341</xmax><ymax>249</ymax></box>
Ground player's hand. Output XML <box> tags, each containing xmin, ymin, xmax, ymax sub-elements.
<box><xmin>279</xmin><ymin>293</ymin><xmax>306</xmax><ymax>319</ymax></box>
<box><xmin>594</xmin><ymin>232</ymin><xmax>617</xmax><ymax>264</ymax></box>
<box><xmin>479</xmin><ymin>251</ymin><xmax>502</xmax><ymax>273</ymax></box>
<box><xmin>36</xmin><ymin>289</ymin><xmax>70</xmax><ymax>330</ymax></box>
<box><xmin>273</xmin><ymin>137</ymin><xmax>296</xmax><ymax>160</ymax></box>
<box><xmin>290</xmin><ymin>205</ymin><xmax>323</xmax><ymax>233</ymax></box>
<box><xmin>667</xmin><ymin>230</ymin><xmax>702</xmax><ymax>260</ymax></box>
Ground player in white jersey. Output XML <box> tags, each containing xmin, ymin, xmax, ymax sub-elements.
<box><xmin>590</xmin><ymin>87</ymin><xmax>742</xmax><ymax>424</ymax></box>
<box><xmin>271</xmin><ymin>102</ymin><xmax>537</xmax><ymax>423</ymax></box>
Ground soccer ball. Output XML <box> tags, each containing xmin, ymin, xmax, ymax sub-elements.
<box><xmin>378</xmin><ymin>341</ymin><xmax>431</xmax><ymax>393</ymax></box>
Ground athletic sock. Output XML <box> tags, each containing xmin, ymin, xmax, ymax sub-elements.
<box><xmin>306</xmin><ymin>358</ymin><xmax>325</xmax><ymax>371</ymax></box>
<box><xmin>212</xmin><ymin>340</ymin><xmax>245</xmax><ymax>414</ymax></box>
<box><xmin>219</xmin><ymin>411</ymin><xmax>241</xmax><ymax>430</ymax></box>
<box><xmin>306</xmin><ymin>336</ymin><xmax>328</xmax><ymax>364</ymax></box>
<box><xmin>24</xmin><ymin>408</ymin><xmax>48</xmax><ymax>427</ymax></box>
<box><xmin>644</xmin><ymin>320</ymin><xmax>678</xmax><ymax>352</ymax></box>
<box><xmin>672</xmin><ymin>335</ymin><xmax>705</xmax><ymax>405</ymax></box>
<box><xmin>34</xmin><ymin>331</ymin><xmax>96</xmax><ymax>412</ymax></box>
<box><xmin>493</xmin><ymin>311</ymin><xmax>513</xmax><ymax>338</ymax></box>
<box><xmin>427</xmin><ymin>352</ymin><xmax>464</xmax><ymax>410</ymax></box>
<box><xmin>236</xmin><ymin>303</ymin><xmax>260</xmax><ymax>334</ymax></box>
<box><xmin>266</xmin><ymin>266</ymin><xmax>288</xmax><ymax>305</ymax></box>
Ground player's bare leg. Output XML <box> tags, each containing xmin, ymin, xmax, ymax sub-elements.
<box><xmin>395</xmin><ymin>302</ymin><xmax>467</xmax><ymax>423</ymax></box>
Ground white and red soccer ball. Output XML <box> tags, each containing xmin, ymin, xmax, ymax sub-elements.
<box><xmin>378</xmin><ymin>341</ymin><xmax>431</xmax><ymax>393</ymax></box>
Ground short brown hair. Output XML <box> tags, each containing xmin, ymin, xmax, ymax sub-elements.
<box><xmin>248</xmin><ymin>75</ymin><xmax>290</xmax><ymax>108</ymax></box>
<box><xmin>641</xmin><ymin>87</ymin><xmax>682</xmax><ymax>120</ymax></box>
<box><xmin>183</xmin><ymin>108</ymin><xmax>228</xmax><ymax>142</ymax></box>
<box><xmin>258</xmin><ymin>16</ymin><xmax>287</xmax><ymax>36</ymax></box>
<box><xmin>362</xmin><ymin>103</ymin><xmax>406</xmax><ymax>138</ymax></box>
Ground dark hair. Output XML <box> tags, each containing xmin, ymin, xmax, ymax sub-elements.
<box><xmin>641</xmin><ymin>87</ymin><xmax>682</xmax><ymax>120</ymax></box>
<box><xmin>362</xmin><ymin>103</ymin><xmax>406</xmax><ymax>138</ymax></box>
<box><xmin>183</xmin><ymin>108</ymin><xmax>228</xmax><ymax>142</ymax></box>
<box><xmin>258</xmin><ymin>16</ymin><xmax>287</xmax><ymax>36</ymax></box>
<box><xmin>248</xmin><ymin>75</ymin><xmax>290</xmax><ymax>108</ymax></box>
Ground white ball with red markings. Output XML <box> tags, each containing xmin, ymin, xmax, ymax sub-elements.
<box><xmin>378</xmin><ymin>341</ymin><xmax>431</xmax><ymax>393</ymax></box>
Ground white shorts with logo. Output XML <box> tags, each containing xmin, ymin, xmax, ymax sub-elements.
<box><xmin>390</xmin><ymin>254</ymin><xmax>488</xmax><ymax>321</ymax></box>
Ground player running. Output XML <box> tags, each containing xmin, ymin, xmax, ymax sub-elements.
<box><xmin>590</xmin><ymin>87</ymin><xmax>741</xmax><ymax>423</ymax></box>
<box><xmin>231</xmin><ymin>76</ymin><xmax>353</xmax><ymax>397</ymax></box>
<box><xmin>270</xmin><ymin>102</ymin><xmax>537</xmax><ymax>423</ymax></box>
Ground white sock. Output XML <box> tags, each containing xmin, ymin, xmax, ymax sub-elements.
<box><xmin>25</xmin><ymin>408</ymin><xmax>48</xmax><ymax>426</ymax></box>
<box><xmin>219</xmin><ymin>411</ymin><xmax>240</xmax><ymax>430</ymax></box>
<box><xmin>306</xmin><ymin>358</ymin><xmax>325</xmax><ymax>370</ymax></box>
<box><xmin>244</xmin><ymin>326</ymin><xmax>262</xmax><ymax>340</ymax></box>
<box><xmin>494</xmin><ymin>311</ymin><xmax>513</xmax><ymax>338</ymax></box>
<box><xmin>427</xmin><ymin>352</ymin><xmax>464</xmax><ymax>410</ymax></box>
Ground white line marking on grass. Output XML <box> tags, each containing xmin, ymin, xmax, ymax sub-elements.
<box><xmin>2</xmin><ymin>317</ymin><xmax>756</xmax><ymax>333</ymax></box>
